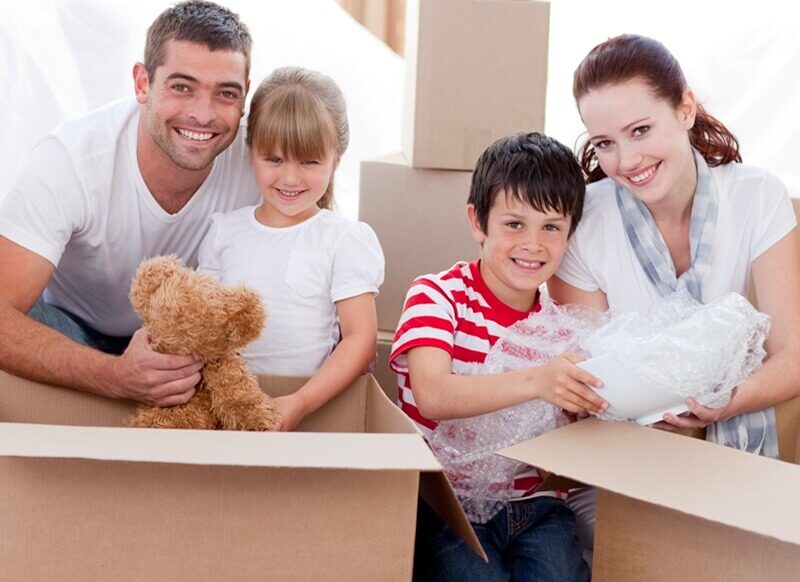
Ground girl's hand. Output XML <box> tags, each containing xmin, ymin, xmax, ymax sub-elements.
<box><xmin>653</xmin><ymin>390</ymin><xmax>737</xmax><ymax>431</ymax></box>
<box><xmin>364</xmin><ymin>349</ymin><xmax>378</xmax><ymax>375</ymax></box>
<box><xmin>273</xmin><ymin>393</ymin><xmax>310</xmax><ymax>432</ymax></box>
<box><xmin>533</xmin><ymin>353</ymin><xmax>607</xmax><ymax>415</ymax></box>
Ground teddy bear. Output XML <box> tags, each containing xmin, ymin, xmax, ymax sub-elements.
<box><xmin>125</xmin><ymin>255</ymin><xmax>281</xmax><ymax>431</ymax></box>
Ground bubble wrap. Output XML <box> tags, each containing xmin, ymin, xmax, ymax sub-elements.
<box><xmin>429</xmin><ymin>297</ymin><xmax>601</xmax><ymax>523</ymax></box>
<box><xmin>585</xmin><ymin>290</ymin><xmax>770</xmax><ymax>421</ymax></box>
<box><xmin>428</xmin><ymin>291</ymin><xmax>769</xmax><ymax>523</ymax></box>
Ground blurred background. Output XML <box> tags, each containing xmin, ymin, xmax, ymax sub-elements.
<box><xmin>1</xmin><ymin>0</ymin><xmax>797</xmax><ymax>217</ymax></box>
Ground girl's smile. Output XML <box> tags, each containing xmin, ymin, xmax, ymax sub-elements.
<box><xmin>252</xmin><ymin>149</ymin><xmax>337</xmax><ymax>228</ymax></box>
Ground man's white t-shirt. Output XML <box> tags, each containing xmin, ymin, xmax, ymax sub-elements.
<box><xmin>556</xmin><ymin>163</ymin><xmax>796</xmax><ymax>314</ymax></box>
<box><xmin>0</xmin><ymin>98</ymin><xmax>260</xmax><ymax>336</ymax></box>
<box><xmin>198</xmin><ymin>207</ymin><xmax>385</xmax><ymax>376</ymax></box>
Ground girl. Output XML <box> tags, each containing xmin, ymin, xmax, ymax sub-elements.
<box><xmin>549</xmin><ymin>33</ymin><xmax>800</xmax><ymax>556</ymax></box>
<box><xmin>198</xmin><ymin>66</ymin><xmax>384</xmax><ymax>431</ymax></box>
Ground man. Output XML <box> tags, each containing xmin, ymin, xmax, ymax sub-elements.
<box><xmin>0</xmin><ymin>1</ymin><xmax>260</xmax><ymax>406</ymax></box>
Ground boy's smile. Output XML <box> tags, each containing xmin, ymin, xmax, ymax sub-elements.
<box><xmin>468</xmin><ymin>192</ymin><xmax>571</xmax><ymax>312</ymax></box>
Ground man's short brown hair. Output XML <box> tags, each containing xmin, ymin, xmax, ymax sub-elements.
<box><xmin>144</xmin><ymin>1</ymin><xmax>252</xmax><ymax>81</ymax></box>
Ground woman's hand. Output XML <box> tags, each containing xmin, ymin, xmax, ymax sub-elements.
<box><xmin>653</xmin><ymin>390</ymin><xmax>737</xmax><ymax>431</ymax></box>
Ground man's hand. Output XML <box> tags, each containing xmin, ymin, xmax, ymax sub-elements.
<box><xmin>109</xmin><ymin>328</ymin><xmax>203</xmax><ymax>406</ymax></box>
<box><xmin>532</xmin><ymin>353</ymin><xmax>607</xmax><ymax>415</ymax></box>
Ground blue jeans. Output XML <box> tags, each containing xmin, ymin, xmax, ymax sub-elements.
<box><xmin>414</xmin><ymin>496</ymin><xmax>589</xmax><ymax>582</ymax></box>
<box><xmin>28</xmin><ymin>300</ymin><xmax>131</xmax><ymax>354</ymax></box>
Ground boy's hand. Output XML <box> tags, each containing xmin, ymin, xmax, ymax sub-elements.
<box><xmin>532</xmin><ymin>353</ymin><xmax>607</xmax><ymax>415</ymax></box>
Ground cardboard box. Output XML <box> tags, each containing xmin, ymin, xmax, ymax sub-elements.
<box><xmin>0</xmin><ymin>371</ymin><xmax>485</xmax><ymax>581</ymax></box>
<box><xmin>745</xmin><ymin>193</ymin><xmax>800</xmax><ymax>460</ymax></box>
<box><xmin>375</xmin><ymin>329</ymin><xmax>397</xmax><ymax>402</ymax></box>
<box><xmin>403</xmin><ymin>0</ymin><xmax>550</xmax><ymax>170</ymax></box>
<box><xmin>796</xmin><ymin>422</ymin><xmax>800</xmax><ymax>464</ymax></box>
<box><xmin>501</xmin><ymin>418</ymin><xmax>800</xmax><ymax>581</ymax></box>
<box><xmin>360</xmin><ymin>153</ymin><xmax>475</xmax><ymax>330</ymax></box>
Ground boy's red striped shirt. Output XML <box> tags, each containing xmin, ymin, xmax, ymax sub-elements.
<box><xmin>390</xmin><ymin>260</ymin><xmax>557</xmax><ymax>500</ymax></box>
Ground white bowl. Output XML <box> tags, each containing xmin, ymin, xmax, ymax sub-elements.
<box><xmin>578</xmin><ymin>354</ymin><xmax>689</xmax><ymax>425</ymax></box>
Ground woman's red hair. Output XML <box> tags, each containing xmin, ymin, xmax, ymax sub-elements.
<box><xmin>573</xmin><ymin>34</ymin><xmax>741</xmax><ymax>183</ymax></box>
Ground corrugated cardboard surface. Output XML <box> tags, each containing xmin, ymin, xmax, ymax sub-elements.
<box><xmin>0</xmin><ymin>422</ymin><xmax>437</xmax><ymax>470</ymax></box>
<box><xmin>745</xmin><ymin>194</ymin><xmax>800</xmax><ymax>463</ymax></box>
<box><xmin>0</xmin><ymin>371</ymin><xmax>484</xmax><ymax>580</ymax></box>
<box><xmin>777</xmin><ymin>395</ymin><xmax>800</xmax><ymax>462</ymax></box>
<box><xmin>375</xmin><ymin>329</ymin><xmax>396</xmax><ymax>402</ymax></box>
<box><xmin>1</xmin><ymin>458</ymin><xmax>420</xmax><ymax>582</ymax></box>
<box><xmin>500</xmin><ymin>418</ymin><xmax>800</xmax><ymax>581</ymax></box>
<box><xmin>359</xmin><ymin>153</ymin><xmax>474</xmax><ymax>330</ymax></box>
<box><xmin>403</xmin><ymin>0</ymin><xmax>549</xmax><ymax>170</ymax></box>
<box><xmin>593</xmin><ymin>492</ymin><xmax>800</xmax><ymax>581</ymax></box>
<box><xmin>797</xmin><ymin>424</ymin><xmax>800</xmax><ymax>464</ymax></box>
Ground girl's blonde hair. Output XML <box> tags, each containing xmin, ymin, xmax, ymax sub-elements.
<box><xmin>247</xmin><ymin>66</ymin><xmax>349</xmax><ymax>210</ymax></box>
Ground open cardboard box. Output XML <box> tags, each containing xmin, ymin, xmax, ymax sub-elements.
<box><xmin>500</xmin><ymin>414</ymin><xmax>800</xmax><ymax>581</ymax></box>
<box><xmin>0</xmin><ymin>371</ymin><xmax>485</xmax><ymax>581</ymax></box>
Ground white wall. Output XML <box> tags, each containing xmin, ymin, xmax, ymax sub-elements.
<box><xmin>1</xmin><ymin>0</ymin><xmax>797</xmax><ymax>216</ymax></box>
<box><xmin>545</xmin><ymin>0</ymin><xmax>799</xmax><ymax>194</ymax></box>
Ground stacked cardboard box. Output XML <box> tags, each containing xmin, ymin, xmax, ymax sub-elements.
<box><xmin>360</xmin><ymin>0</ymin><xmax>551</xmax><ymax>399</ymax></box>
<box><xmin>360</xmin><ymin>153</ymin><xmax>476</xmax><ymax>332</ymax></box>
<box><xmin>402</xmin><ymin>0</ymin><xmax>550</xmax><ymax>171</ymax></box>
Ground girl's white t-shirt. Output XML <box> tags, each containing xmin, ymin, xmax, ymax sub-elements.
<box><xmin>198</xmin><ymin>206</ymin><xmax>385</xmax><ymax>375</ymax></box>
<box><xmin>556</xmin><ymin>163</ymin><xmax>796</xmax><ymax>314</ymax></box>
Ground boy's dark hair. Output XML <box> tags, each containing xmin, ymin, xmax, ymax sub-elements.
<box><xmin>468</xmin><ymin>132</ymin><xmax>585</xmax><ymax>236</ymax></box>
<box><xmin>144</xmin><ymin>1</ymin><xmax>252</xmax><ymax>81</ymax></box>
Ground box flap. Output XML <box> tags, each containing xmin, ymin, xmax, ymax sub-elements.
<box><xmin>499</xmin><ymin>418</ymin><xmax>800</xmax><ymax>546</ymax></box>
<box><xmin>796</xmin><ymin>425</ymin><xmax>800</xmax><ymax>464</ymax></box>
<box><xmin>0</xmin><ymin>370</ymin><xmax>131</xmax><ymax>426</ymax></box>
<box><xmin>365</xmin><ymin>375</ymin><xmax>417</xmax><ymax>435</ymax></box>
<box><xmin>776</xmin><ymin>393</ymin><xmax>800</xmax><ymax>463</ymax></box>
<box><xmin>0</xmin><ymin>422</ymin><xmax>443</xmax><ymax>471</ymax></box>
<box><xmin>0</xmin><ymin>370</ymin><xmax>372</xmax><ymax>433</ymax></box>
<box><xmin>420</xmin><ymin>471</ymin><xmax>488</xmax><ymax>562</ymax></box>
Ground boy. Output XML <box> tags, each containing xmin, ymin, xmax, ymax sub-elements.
<box><xmin>390</xmin><ymin>132</ymin><xmax>604</xmax><ymax>581</ymax></box>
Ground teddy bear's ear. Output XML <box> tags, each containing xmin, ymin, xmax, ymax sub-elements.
<box><xmin>224</xmin><ymin>287</ymin><xmax>267</xmax><ymax>347</ymax></box>
<box><xmin>129</xmin><ymin>255</ymin><xmax>184</xmax><ymax>314</ymax></box>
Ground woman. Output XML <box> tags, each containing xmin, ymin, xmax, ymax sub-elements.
<box><xmin>552</xmin><ymin>33</ymin><xmax>800</xmax><ymax>447</ymax></box>
<box><xmin>550</xmin><ymin>33</ymin><xmax>800</xmax><ymax>553</ymax></box>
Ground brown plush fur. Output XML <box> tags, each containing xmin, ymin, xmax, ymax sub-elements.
<box><xmin>126</xmin><ymin>256</ymin><xmax>280</xmax><ymax>430</ymax></box>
